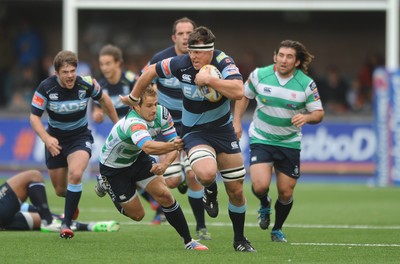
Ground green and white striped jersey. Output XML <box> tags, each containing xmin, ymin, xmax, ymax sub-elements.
<box><xmin>245</xmin><ymin>64</ymin><xmax>323</xmax><ymax>150</ymax></box>
<box><xmin>99</xmin><ymin>105</ymin><xmax>177</xmax><ymax>168</ymax></box>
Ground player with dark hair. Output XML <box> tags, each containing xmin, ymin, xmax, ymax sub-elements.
<box><xmin>0</xmin><ymin>170</ymin><xmax>119</xmax><ymax>232</ymax></box>
<box><xmin>97</xmin><ymin>85</ymin><xmax>208</xmax><ymax>250</ymax></box>
<box><xmin>30</xmin><ymin>50</ymin><xmax>119</xmax><ymax>239</ymax></box>
<box><xmin>120</xmin><ymin>26</ymin><xmax>256</xmax><ymax>252</ymax></box>
<box><xmin>142</xmin><ymin>17</ymin><xmax>211</xmax><ymax>239</ymax></box>
<box><xmin>233</xmin><ymin>40</ymin><xmax>324</xmax><ymax>242</ymax></box>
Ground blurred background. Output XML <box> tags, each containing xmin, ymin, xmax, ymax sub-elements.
<box><xmin>0</xmin><ymin>0</ymin><xmax>398</xmax><ymax>186</ymax></box>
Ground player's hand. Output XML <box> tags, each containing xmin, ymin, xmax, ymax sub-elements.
<box><xmin>292</xmin><ymin>113</ymin><xmax>307</xmax><ymax>128</ymax></box>
<box><xmin>92</xmin><ymin>110</ymin><xmax>104</xmax><ymax>123</ymax></box>
<box><xmin>233</xmin><ymin>120</ymin><xmax>243</xmax><ymax>140</ymax></box>
<box><xmin>173</xmin><ymin>137</ymin><xmax>184</xmax><ymax>151</ymax></box>
<box><xmin>119</xmin><ymin>94</ymin><xmax>138</xmax><ymax>107</ymax></box>
<box><xmin>194</xmin><ymin>69</ymin><xmax>210</xmax><ymax>87</ymax></box>
<box><xmin>150</xmin><ymin>162</ymin><xmax>168</xmax><ymax>175</ymax></box>
<box><xmin>44</xmin><ymin>136</ymin><xmax>62</xmax><ymax>157</ymax></box>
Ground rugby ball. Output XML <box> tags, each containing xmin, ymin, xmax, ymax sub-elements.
<box><xmin>198</xmin><ymin>64</ymin><xmax>223</xmax><ymax>102</ymax></box>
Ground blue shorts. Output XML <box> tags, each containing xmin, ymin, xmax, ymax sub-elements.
<box><xmin>45</xmin><ymin>128</ymin><xmax>94</xmax><ymax>169</ymax></box>
<box><xmin>250</xmin><ymin>143</ymin><xmax>301</xmax><ymax>179</ymax></box>
<box><xmin>99</xmin><ymin>152</ymin><xmax>156</xmax><ymax>203</ymax></box>
<box><xmin>0</xmin><ymin>182</ymin><xmax>21</xmax><ymax>228</ymax></box>
<box><xmin>183</xmin><ymin>123</ymin><xmax>241</xmax><ymax>154</ymax></box>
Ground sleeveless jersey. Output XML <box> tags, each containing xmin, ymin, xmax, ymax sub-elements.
<box><xmin>245</xmin><ymin>64</ymin><xmax>323</xmax><ymax>149</ymax></box>
<box><xmin>155</xmin><ymin>50</ymin><xmax>242</xmax><ymax>137</ymax></box>
<box><xmin>97</xmin><ymin>70</ymin><xmax>138</xmax><ymax>118</ymax></box>
<box><xmin>99</xmin><ymin>105</ymin><xmax>177</xmax><ymax>168</ymax></box>
<box><xmin>31</xmin><ymin>75</ymin><xmax>103</xmax><ymax>137</ymax></box>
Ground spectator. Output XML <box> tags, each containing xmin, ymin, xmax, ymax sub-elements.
<box><xmin>318</xmin><ymin>65</ymin><xmax>350</xmax><ymax>114</ymax></box>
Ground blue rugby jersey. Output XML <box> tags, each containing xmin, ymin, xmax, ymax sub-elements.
<box><xmin>31</xmin><ymin>75</ymin><xmax>103</xmax><ymax>137</ymax></box>
<box><xmin>97</xmin><ymin>70</ymin><xmax>138</xmax><ymax>118</ymax></box>
<box><xmin>155</xmin><ymin>49</ymin><xmax>242</xmax><ymax>136</ymax></box>
<box><xmin>144</xmin><ymin>46</ymin><xmax>183</xmax><ymax>124</ymax></box>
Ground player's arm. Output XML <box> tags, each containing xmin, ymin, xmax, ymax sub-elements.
<box><xmin>98</xmin><ymin>92</ymin><xmax>119</xmax><ymax>124</ymax></box>
<box><xmin>233</xmin><ymin>96</ymin><xmax>250</xmax><ymax>140</ymax></box>
<box><xmin>141</xmin><ymin>136</ymin><xmax>183</xmax><ymax>155</ymax></box>
<box><xmin>150</xmin><ymin>148</ymin><xmax>179</xmax><ymax>176</ymax></box>
<box><xmin>92</xmin><ymin>104</ymin><xmax>104</xmax><ymax>123</ymax></box>
<box><xmin>292</xmin><ymin>110</ymin><xmax>324</xmax><ymax>128</ymax></box>
<box><xmin>30</xmin><ymin>113</ymin><xmax>61</xmax><ymax>157</ymax></box>
<box><xmin>120</xmin><ymin>64</ymin><xmax>158</xmax><ymax>106</ymax></box>
<box><xmin>195</xmin><ymin>70</ymin><xmax>244</xmax><ymax>100</ymax></box>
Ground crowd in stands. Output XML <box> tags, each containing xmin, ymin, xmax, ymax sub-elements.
<box><xmin>0</xmin><ymin>19</ymin><xmax>383</xmax><ymax>117</ymax></box>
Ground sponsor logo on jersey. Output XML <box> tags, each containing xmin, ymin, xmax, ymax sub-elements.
<box><xmin>309</xmin><ymin>81</ymin><xmax>317</xmax><ymax>91</ymax></box>
<box><xmin>263</xmin><ymin>86</ymin><xmax>272</xmax><ymax>93</ymax></box>
<box><xmin>49</xmin><ymin>93</ymin><xmax>59</xmax><ymax>100</ymax></box>
<box><xmin>32</xmin><ymin>94</ymin><xmax>45</xmax><ymax>107</ymax></box>
<box><xmin>225</xmin><ymin>64</ymin><xmax>240</xmax><ymax>75</ymax></box>
<box><xmin>312</xmin><ymin>89</ymin><xmax>320</xmax><ymax>101</ymax></box>
<box><xmin>216</xmin><ymin>52</ymin><xmax>228</xmax><ymax>63</ymax></box>
<box><xmin>161</xmin><ymin>58</ymin><xmax>172</xmax><ymax>76</ymax></box>
<box><xmin>49</xmin><ymin>101</ymin><xmax>88</xmax><ymax>113</ymax></box>
<box><xmin>291</xmin><ymin>93</ymin><xmax>297</xmax><ymax>99</ymax></box>
<box><xmin>79</xmin><ymin>90</ymin><xmax>86</xmax><ymax>100</ymax></box>
<box><xmin>130</xmin><ymin>124</ymin><xmax>147</xmax><ymax>132</ymax></box>
<box><xmin>162</xmin><ymin>107</ymin><xmax>169</xmax><ymax>119</ymax></box>
<box><xmin>182</xmin><ymin>74</ymin><xmax>191</xmax><ymax>83</ymax></box>
<box><xmin>82</xmin><ymin>76</ymin><xmax>93</xmax><ymax>85</ymax></box>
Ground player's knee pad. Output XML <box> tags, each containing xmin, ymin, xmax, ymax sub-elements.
<box><xmin>220</xmin><ymin>165</ymin><xmax>246</xmax><ymax>182</ymax></box>
<box><xmin>181</xmin><ymin>156</ymin><xmax>191</xmax><ymax>173</ymax></box>
<box><xmin>164</xmin><ymin>161</ymin><xmax>183</xmax><ymax>179</ymax></box>
<box><xmin>188</xmin><ymin>148</ymin><xmax>216</xmax><ymax>167</ymax></box>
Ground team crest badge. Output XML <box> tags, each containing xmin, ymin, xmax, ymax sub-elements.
<box><xmin>79</xmin><ymin>90</ymin><xmax>86</xmax><ymax>100</ymax></box>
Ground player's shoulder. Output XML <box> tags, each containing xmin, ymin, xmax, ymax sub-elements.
<box><xmin>123</xmin><ymin>70</ymin><xmax>139</xmax><ymax>83</ymax></box>
<box><xmin>151</xmin><ymin>46</ymin><xmax>176</xmax><ymax>63</ymax></box>
<box><xmin>257</xmin><ymin>64</ymin><xmax>275</xmax><ymax>76</ymax></box>
<box><xmin>212</xmin><ymin>49</ymin><xmax>241</xmax><ymax>78</ymax></box>
<box><xmin>38</xmin><ymin>75</ymin><xmax>58</xmax><ymax>90</ymax></box>
<box><xmin>293</xmin><ymin>69</ymin><xmax>314</xmax><ymax>87</ymax></box>
<box><xmin>125</xmin><ymin>111</ymin><xmax>148</xmax><ymax>127</ymax></box>
<box><xmin>157</xmin><ymin>105</ymin><xmax>171</xmax><ymax>120</ymax></box>
<box><xmin>77</xmin><ymin>75</ymin><xmax>95</xmax><ymax>86</ymax></box>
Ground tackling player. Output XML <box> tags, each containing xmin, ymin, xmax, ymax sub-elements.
<box><xmin>97</xmin><ymin>85</ymin><xmax>208</xmax><ymax>250</ymax></box>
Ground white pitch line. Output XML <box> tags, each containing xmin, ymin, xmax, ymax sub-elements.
<box><xmin>119</xmin><ymin>221</ymin><xmax>400</xmax><ymax>230</ymax></box>
<box><xmin>291</xmin><ymin>242</ymin><xmax>400</xmax><ymax>247</ymax></box>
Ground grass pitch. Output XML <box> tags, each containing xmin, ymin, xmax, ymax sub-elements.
<box><xmin>1</xmin><ymin>178</ymin><xmax>399</xmax><ymax>264</ymax></box>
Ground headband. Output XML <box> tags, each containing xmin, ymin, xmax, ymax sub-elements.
<box><xmin>188</xmin><ymin>42</ymin><xmax>214</xmax><ymax>51</ymax></box>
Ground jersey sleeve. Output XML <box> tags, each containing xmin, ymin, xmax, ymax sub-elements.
<box><xmin>127</xmin><ymin>118</ymin><xmax>153</xmax><ymax>149</ymax></box>
<box><xmin>305</xmin><ymin>80</ymin><xmax>323</xmax><ymax>112</ymax></box>
<box><xmin>244</xmin><ymin>68</ymin><xmax>259</xmax><ymax>99</ymax></box>
<box><xmin>159</xmin><ymin>106</ymin><xmax>178</xmax><ymax>142</ymax></box>
<box><xmin>30</xmin><ymin>83</ymin><xmax>47</xmax><ymax>116</ymax></box>
<box><xmin>155</xmin><ymin>57</ymin><xmax>174</xmax><ymax>79</ymax></box>
<box><xmin>80</xmin><ymin>76</ymin><xmax>103</xmax><ymax>101</ymax></box>
<box><xmin>215</xmin><ymin>51</ymin><xmax>242</xmax><ymax>81</ymax></box>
